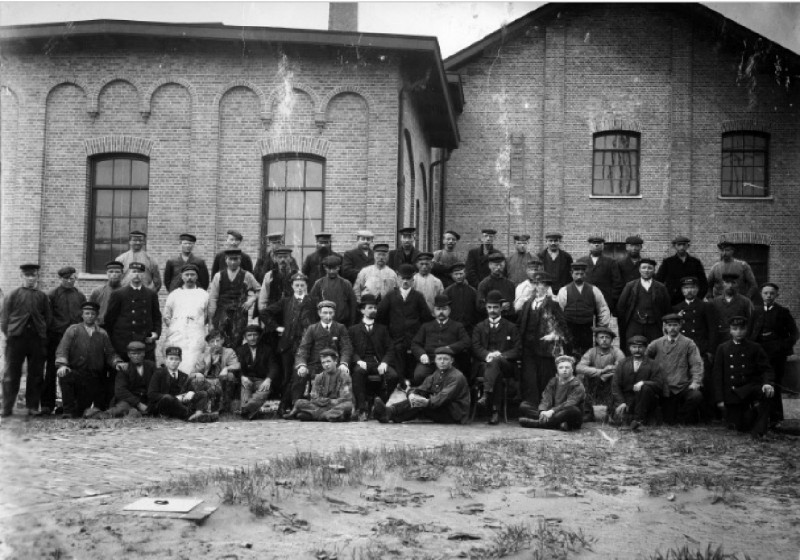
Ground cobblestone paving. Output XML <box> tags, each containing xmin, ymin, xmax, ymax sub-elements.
<box><xmin>0</xmin><ymin>415</ymin><xmax>562</xmax><ymax>518</ymax></box>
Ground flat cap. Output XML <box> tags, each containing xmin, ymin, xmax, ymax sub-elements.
<box><xmin>449</xmin><ymin>262</ymin><xmax>466</xmax><ymax>272</ymax></box>
<box><xmin>205</xmin><ymin>329</ymin><xmax>224</xmax><ymax>342</ymax></box>
<box><xmin>592</xmin><ymin>326</ymin><xmax>616</xmax><ymax>338</ymax></box>
<box><xmin>105</xmin><ymin>261</ymin><xmax>124</xmax><ymax>270</ymax></box>
<box><xmin>485</xmin><ymin>290</ymin><xmax>504</xmax><ymax>305</ymax></box>
<box><xmin>321</xmin><ymin>255</ymin><xmax>342</xmax><ymax>267</ymax></box>
<box><xmin>127</xmin><ymin>341</ymin><xmax>146</xmax><ymax>351</ymax></box>
<box><xmin>128</xmin><ymin>262</ymin><xmax>146</xmax><ymax>272</ymax></box>
<box><xmin>165</xmin><ymin>346</ymin><xmax>182</xmax><ymax>357</ymax></box>
<box><xmin>721</xmin><ymin>273</ymin><xmax>740</xmax><ymax>282</ymax></box>
<box><xmin>317</xmin><ymin>300</ymin><xmax>337</xmax><ymax>310</ymax></box>
<box><xmin>533</xmin><ymin>271</ymin><xmax>553</xmax><ymax>284</ymax></box>
<box><xmin>314</xmin><ymin>232</ymin><xmax>332</xmax><ymax>239</ymax></box>
<box><xmin>627</xmin><ymin>335</ymin><xmax>649</xmax><ymax>346</ymax></box>
<box><xmin>444</xmin><ymin>230</ymin><xmax>461</xmax><ymax>240</ymax></box>
<box><xmin>319</xmin><ymin>348</ymin><xmax>339</xmax><ymax>359</ymax></box>
<box><xmin>672</xmin><ymin>235</ymin><xmax>691</xmax><ymax>244</ymax></box>
<box><xmin>554</xmin><ymin>355</ymin><xmax>576</xmax><ymax>366</ymax></box>
<box><xmin>625</xmin><ymin>235</ymin><xmax>644</xmax><ymax>245</ymax></box>
<box><xmin>433</xmin><ymin>346</ymin><xmax>454</xmax><ymax>356</ymax></box>
<box><xmin>639</xmin><ymin>258</ymin><xmax>657</xmax><ymax>267</ymax></box>
<box><xmin>587</xmin><ymin>236</ymin><xmax>605</xmax><ymax>243</ymax></box>
<box><xmin>761</xmin><ymin>282</ymin><xmax>779</xmax><ymax>291</ymax></box>
<box><xmin>398</xmin><ymin>264</ymin><xmax>417</xmax><ymax>279</ymax></box>
<box><xmin>273</xmin><ymin>246</ymin><xmax>293</xmax><ymax>255</ymax></box>
<box><xmin>570</xmin><ymin>262</ymin><xmax>588</xmax><ymax>271</ymax></box>
<box><xmin>680</xmin><ymin>276</ymin><xmax>699</xmax><ymax>286</ymax></box>
<box><xmin>481</xmin><ymin>228</ymin><xmax>497</xmax><ymax>235</ymax></box>
<box><xmin>526</xmin><ymin>257</ymin><xmax>543</xmax><ymax>267</ymax></box>
<box><xmin>81</xmin><ymin>301</ymin><xmax>100</xmax><ymax>312</ymax></box>
<box><xmin>398</xmin><ymin>227</ymin><xmax>416</xmax><ymax>235</ymax></box>
<box><xmin>717</xmin><ymin>240</ymin><xmax>735</xmax><ymax>249</ymax></box>
<box><xmin>433</xmin><ymin>294</ymin><xmax>451</xmax><ymax>308</ymax></box>
<box><xmin>129</xmin><ymin>230</ymin><xmax>147</xmax><ymax>238</ymax></box>
<box><xmin>356</xmin><ymin>230</ymin><xmax>374</xmax><ymax>238</ymax></box>
<box><xmin>179</xmin><ymin>233</ymin><xmax>197</xmax><ymax>242</ymax></box>
<box><xmin>415</xmin><ymin>252</ymin><xmax>434</xmax><ymax>261</ymax></box>
<box><xmin>57</xmin><ymin>266</ymin><xmax>77</xmax><ymax>278</ymax></box>
<box><xmin>359</xmin><ymin>294</ymin><xmax>379</xmax><ymax>307</ymax></box>
<box><xmin>290</xmin><ymin>272</ymin><xmax>308</xmax><ymax>283</ymax></box>
<box><xmin>513</xmin><ymin>234</ymin><xmax>531</xmax><ymax>241</ymax></box>
<box><xmin>224</xmin><ymin>248</ymin><xmax>242</xmax><ymax>257</ymax></box>
<box><xmin>662</xmin><ymin>313</ymin><xmax>683</xmax><ymax>323</ymax></box>
<box><xmin>729</xmin><ymin>315</ymin><xmax>749</xmax><ymax>327</ymax></box>
<box><xmin>372</xmin><ymin>243</ymin><xmax>390</xmax><ymax>253</ymax></box>
<box><xmin>487</xmin><ymin>251</ymin><xmax>506</xmax><ymax>263</ymax></box>
<box><xmin>227</xmin><ymin>229</ymin><xmax>243</xmax><ymax>240</ymax></box>
<box><xmin>181</xmin><ymin>263</ymin><xmax>199</xmax><ymax>274</ymax></box>
<box><xmin>244</xmin><ymin>324</ymin><xmax>264</xmax><ymax>334</ymax></box>
<box><xmin>545</xmin><ymin>232</ymin><xmax>563</xmax><ymax>239</ymax></box>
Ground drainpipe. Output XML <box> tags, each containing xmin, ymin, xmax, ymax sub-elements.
<box><xmin>395</xmin><ymin>87</ymin><xmax>405</xmax><ymax>245</ymax></box>
<box><xmin>431</xmin><ymin>149</ymin><xmax>451</xmax><ymax>243</ymax></box>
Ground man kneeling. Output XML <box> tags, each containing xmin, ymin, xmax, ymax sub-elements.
<box><xmin>285</xmin><ymin>348</ymin><xmax>354</xmax><ymax>422</ymax></box>
<box><xmin>372</xmin><ymin>347</ymin><xmax>470</xmax><ymax>424</ymax></box>
<box><xmin>519</xmin><ymin>355</ymin><xmax>585</xmax><ymax>431</ymax></box>
<box><xmin>148</xmin><ymin>346</ymin><xmax>217</xmax><ymax>422</ymax></box>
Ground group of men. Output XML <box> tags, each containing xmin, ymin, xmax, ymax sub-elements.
<box><xmin>1</xmin><ymin>227</ymin><xmax>795</xmax><ymax>438</ymax></box>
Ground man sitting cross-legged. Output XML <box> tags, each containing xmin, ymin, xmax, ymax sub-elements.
<box><xmin>238</xmin><ymin>324</ymin><xmax>281</xmax><ymax>420</ymax></box>
<box><xmin>575</xmin><ymin>326</ymin><xmax>625</xmax><ymax>422</ymax></box>
<box><xmin>148</xmin><ymin>346</ymin><xmax>217</xmax><ymax>422</ymax></box>
<box><xmin>284</xmin><ymin>348</ymin><xmax>354</xmax><ymax>422</ymax></box>
<box><xmin>373</xmin><ymin>347</ymin><xmax>470</xmax><ymax>424</ymax></box>
<box><xmin>104</xmin><ymin>341</ymin><xmax>157</xmax><ymax>418</ymax></box>
<box><xmin>519</xmin><ymin>355</ymin><xmax>585</xmax><ymax>431</ymax></box>
<box><xmin>192</xmin><ymin>329</ymin><xmax>241</xmax><ymax>413</ymax></box>
<box><xmin>612</xmin><ymin>335</ymin><xmax>664</xmax><ymax>430</ymax></box>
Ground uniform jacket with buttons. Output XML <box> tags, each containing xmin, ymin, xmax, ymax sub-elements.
<box><xmin>104</xmin><ymin>285</ymin><xmax>162</xmax><ymax>357</ymax></box>
<box><xmin>673</xmin><ymin>298</ymin><xmax>718</xmax><ymax>355</ymax></box>
<box><xmin>713</xmin><ymin>339</ymin><xmax>773</xmax><ymax>404</ymax></box>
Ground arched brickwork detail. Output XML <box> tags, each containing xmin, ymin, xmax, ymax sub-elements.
<box><xmin>213</xmin><ymin>80</ymin><xmax>268</xmax><ymax>122</ymax></box>
<box><xmin>258</xmin><ymin>135</ymin><xmax>330</xmax><ymax>158</ymax></box>
<box><xmin>718</xmin><ymin>232</ymin><xmax>773</xmax><ymax>246</ymax></box>
<box><xmin>319</xmin><ymin>86</ymin><xmax>374</xmax><ymax>128</ymax></box>
<box><xmin>720</xmin><ymin>119</ymin><xmax>772</xmax><ymax>134</ymax></box>
<box><xmin>45</xmin><ymin>78</ymin><xmax>90</xmax><ymax>113</ymax></box>
<box><xmin>92</xmin><ymin>77</ymin><xmax>144</xmax><ymax>117</ymax></box>
<box><xmin>141</xmin><ymin>77</ymin><xmax>196</xmax><ymax>117</ymax></box>
<box><xmin>591</xmin><ymin>232</ymin><xmax>645</xmax><ymax>244</ymax></box>
<box><xmin>263</xmin><ymin>82</ymin><xmax>321</xmax><ymax>127</ymax></box>
<box><xmin>84</xmin><ymin>135</ymin><xmax>154</xmax><ymax>157</ymax></box>
<box><xmin>588</xmin><ymin>115</ymin><xmax>643</xmax><ymax>134</ymax></box>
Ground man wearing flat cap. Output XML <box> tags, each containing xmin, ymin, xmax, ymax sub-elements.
<box><xmin>258</xmin><ymin>245</ymin><xmax>299</xmax><ymax>311</ymax></box>
<box><xmin>477</xmin><ymin>252</ymin><xmax>516</xmax><ymax>321</ymax></box>
<box><xmin>646</xmin><ymin>313</ymin><xmax>704</xmax><ymax>424</ymax></box>
<box><xmin>342</xmin><ymin>230</ymin><xmax>375</xmax><ymax>284</ymax></box>
<box><xmin>208</xmin><ymin>248</ymin><xmax>261</xmax><ymax>348</ymax></box>
<box><xmin>309</xmin><ymin>254</ymin><xmax>357</xmax><ymax>326</ymax></box>
<box><xmin>105</xmin><ymin>262</ymin><xmax>162</xmax><ymax>362</ymax></box>
<box><xmin>377</xmin><ymin>264</ymin><xmax>433</xmax><ymax>380</ymax></box>
<box><xmin>714</xmin><ymin>315</ymin><xmax>774</xmax><ymax>437</ymax></box>
<box><xmin>537</xmin><ymin>232</ymin><xmax>573</xmax><ymax>293</ymax></box>
<box><xmin>473</xmin><ymin>290</ymin><xmax>522</xmax><ymax>424</ymax></box>
<box><xmin>148</xmin><ymin>346</ymin><xmax>217</xmax><ymax>422</ymax></box>
<box><xmin>710</xmin><ymin>273</ymin><xmax>753</xmax><ymax>345</ymax></box>
<box><xmin>616</xmin><ymin>235</ymin><xmax>646</xmax><ymax>285</ymax></box>
<box><xmin>286</xmin><ymin>348</ymin><xmax>354</xmax><ymax>422</ymax></box>
<box><xmin>616</xmin><ymin>258</ymin><xmax>671</xmax><ymax>347</ymax></box>
<box><xmin>164</xmin><ymin>233</ymin><xmax>210</xmax><ymax>292</ymax></box>
<box><xmin>707</xmin><ymin>240</ymin><xmax>758</xmax><ymax>300</ymax></box>
<box><xmin>373</xmin><ymin>346</ymin><xmax>471</xmax><ymax>424</ymax></box>
<box><xmin>466</xmin><ymin>228</ymin><xmax>498</xmax><ymax>288</ymax></box>
<box><xmin>611</xmin><ymin>335</ymin><xmax>665</xmax><ymax>430</ymax></box>
<box><xmin>576</xmin><ymin>236</ymin><xmax>623</xmax><ymax>315</ymax></box>
<box><xmin>163</xmin><ymin>263</ymin><xmax>210</xmax><ymax>372</ymax></box>
<box><xmin>519</xmin><ymin>355</ymin><xmax>585</xmax><ymax>431</ymax></box>
<box><xmin>655</xmin><ymin>235</ymin><xmax>708</xmax><ymax>305</ymax></box>
<box><xmin>237</xmin><ymin>324</ymin><xmax>281</xmax><ymax>420</ymax></box>
<box><xmin>411</xmin><ymin>294</ymin><xmax>471</xmax><ymax>385</ymax></box>
<box><xmin>116</xmin><ymin>230</ymin><xmax>162</xmax><ymax>293</ymax></box>
<box><xmin>444</xmin><ymin>262</ymin><xmax>480</xmax><ymax>334</ymax></box>
<box><xmin>90</xmin><ymin>261</ymin><xmax>124</xmax><ymax>328</ymax></box>
<box><xmin>413</xmin><ymin>252</ymin><xmax>444</xmax><ymax>312</ymax></box>
<box><xmin>576</xmin><ymin>326</ymin><xmax>626</xmax><ymax>422</ymax></box>
<box><xmin>253</xmin><ymin>231</ymin><xmax>298</xmax><ymax>284</ymax></box>
<box><xmin>353</xmin><ymin>243</ymin><xmax>399</xmax><ymax>302</ymax></box>
<box><xmin>302</xmin><ymin>232</ymin><xmax>341</xmax><ymax>288</ymax></box>
<box><xmin>556</xmin><ymin>262</ymin><xmax>612</xmax><ymax>356</ymax></box>
<box><xmin>192</xmin><ymin>328</ymin><xmax>241</xmax><ymax>413</ymax></box>
<box><xmin>44</xmin><ymin>265</ymin><xmax>87</xmax><ymax>414</ymax></box>
<box><xmin>104</xmin><ymin>341</ymin><xmax>157</xmax><ymax>418</ymax></box>
<box><xmin>388</xmin><ymin>227</ymin><xmax>421</xmax><ymax>271</ymax></box>
<box><xmin>432</xmin><ymin>230</ymin><xmax>463</xmax><ymax>287</ymax></box>
<box><xmin>55</xmin><ymin>301</ymin><xmax>125</xmax><ymax>418</ymax></box>
<box><xmin>506</xmin><ymin>234</ymin><xmax>535</xmax><ymax>285</ymax></box>
<box><xmin>212</xmin><ymin>229</ymin><xmax>254</xmax><ymax>279</ymax></box>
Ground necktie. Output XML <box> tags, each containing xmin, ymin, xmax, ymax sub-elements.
<box><xmin>366</xmin><ymin>324</ymin><xmax>372</xmax><ymax>333</ymax></box>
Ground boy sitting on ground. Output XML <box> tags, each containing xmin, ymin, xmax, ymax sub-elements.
<box><xmin>284</xmin><ymin>348</ymin><xmax>354</xmax><ymax>422</ymax></box>
<box><xmin>519</xmin><ymin>355</ymin><xmax>585</xmax><ymax>431</ymax></box>
<box><xmin>148</xmin><ymin>346</ymin><xmax>217</xmax><ymax>422</ymax></box>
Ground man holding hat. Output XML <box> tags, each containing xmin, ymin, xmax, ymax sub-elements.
<box><xmin>2</xmin><ymin>264</ymin><xmax>51</xmax><ymax>417</ymax></box>
<box><xmin>413</xmin><ymin>252</ymin><xmax>444</xmax><ymax>312</ymax></box>
<box><xmin>655</xmin><ymin>235</ymin><xmax>708</xmax><ymax>305</ymax></box>
<box><xmin>90</xmin><ymin>260</ymin><xmax>124</xmax><ymax>327</ymax></box>
<box><xmin>611</xmin><ymin>335</ymin><xmax>665</xmax><ymax>430</ymax></box>
<box><xmin>707</xmin><ymin>240</ymin><xmax>758</xmax><ymax>300</ymax></box>
<box><xmin>388</xmin><ymin>227</ymin><xmax>421</xmax><ymax>271</ymax></box>
<box><xmin>148</xmin><ymin>346</ymin><xmax>217</xmax><ymax>422</ymax></box>
<box><xmin>116</xmin><ymin>230</ymin><xmax>162</xmax><ymax>292</ymax></box>
<box><xmin>466</xmin><ymin>228</ymin><xmax>498</xmax><ymax>288</ymax></box>
<box><xmin>710</xmin><ymin>273</ymin><xmax>753</xmax><ymax>345</ymax></box>
<box><xmin>353</xmin><ymin>243</ymin><xmax>399</xmax><ymax>302</ymax></box>
<box><xmin>616</xmin><ymin>258</ymin><xmax>671</xmax><ymax>346</ymax></box>
<box><xmin>537</xmin><ymin>232</ymin><xmax>573</xmax><ymax>293</ymax></box>
<box><xmin>411</xmin><ymin>294</ymin><xmax>471</xmax><ymax>385</ymax></box>
<box><xmin>645</xmin><ymin>313</ymin><xmax>704</xmax><ymax>424</ymax></box>
<box><xmin>472</xmin><ymin>290</ymin><xmax>522</xmax><ymax>424</ymax></box>
<box><xmin>616</xmin><ymin>235</ymin><xmax>646</xmax><ymax>285</ymax></box>
<box><xmin>506</xmin><ymin>234</ymin><xmax>535</xmax><ymax>285</ymax></box>
<box><xmin>477</xmin><ymin>252</ymin><xmax>516</xmax><ymax>321</ymax></box>
<box><xmin>519</xmin><ymin>355</ymin><xmax>585</xmax><ymax>431</ymax></box>
<box><xmin>105</xmin><ymin>261</ymin><xmax>162</xmax><ymax>362</ymax></box>
<box><xmin>44</xmin><ymin>265</ymin><xmax>87</xmax><ymax>414</ymax></box>
<box><xmin>309</xmin><ymin>254</ymin><xmax>356</xmax><ymax>325</ymax></box>
<box><xmin>208</xmin><ymin>248</ymin><xmax>260</xmax><ymax>348</ymax></box>
<box><xmin>556</xmin><ymin>262</ymin><xmax>612</xmax><ymax>356</ymax></box>
<box><xmin>163</xmin><ymin>263</ymin><xmax>210</xmax><ymax>372</ymax></box>
<box><xmin>432</xmin><ymin>230</ymin><xmax>463</xmax><ymax>287</ymax></box>
<box><xmin>55</xmin><ymin>301</ymin><xmax>125</xmax><ymax>418</ymax></box>
<box><xmin>258</xmin><ymin>245</ymin><xmax>299</xmax><ymax>311</ymax></box>
<box><xmin>373</xmin><ymin>346</ymin><xmax>470</xmax><ymax>424</ymax></box>
<box><xmin>285</xmin><ymin>348</ymin><xmax>354</xmax><ymax>422</ymax></box>
<box><xmin>164</xmin><ymin>233</ymin><xmax>210</xmax><ymax>292</ymax></box>
<box><xmin>576</xmin><ymin>326</ymin><xmax>626</xmax><ymax>422</ymax></box>
<box><xmin>302</xmin><ymin>232</ymin><xmax>341</xmax><ymax>288</ymax></box>
<box><xmin>192</xmin><ymin>328</ymin><xmax>241</xmax><ymax>413</ymax></box>
<box><xmin>212</xmin><ymin>229</ymin><xmax>254</xmax><ymax>279</ymax></box>
<box><xmin>444</xmin><ymin>262</ymin><xmax>480</xmax><ymax>333</ymax></box>
<box><xmin>577</xmin><ymin>236</ymin><xmax>623</xmax><ymax>315</ymax></box>
<box><xmin>104</xmin><ymin>341</ymin><xmax>157</xmax><ymax>418</ymax></box>
<box><xmin>714</xmin><ymin>315</ymin><xmax>774</xmax><ymax>437</ymax></box>
<box><xmin>237</xmin><ymin>324</ymin><xmax>281</xmax><ymax>420</ymax></box>
<box><xmin>342</xmin><ymin>230</ymin><xmax>375</xmax><ymax>284</ymax></box>
<box><xmin>348</xmin><ymin>294</ymin><xmax>399</xmax><ymax>420</ymax></box>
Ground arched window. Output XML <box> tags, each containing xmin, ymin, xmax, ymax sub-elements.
<box><xmin>263</xmin><ymin>155</ymin><xmax>324</xmax><ymax>263</ymax></box>
<box><xmin>721</xmin><ymin>132</ymin><xmax>769</xmax><ymax>197</ymax></box>
<box><xmin>592</xmin><ymin>132</ymin><xmax>640</xmax><ymax>196</ymax></box>
<box><xmin>87</xmin><ymin>155</ymin><xmax>149</xmax><ymax>273</ymax></box>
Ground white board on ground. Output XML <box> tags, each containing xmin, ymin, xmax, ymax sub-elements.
<box><xmin>123</xmin><ymin>498</ymin><xmax>203</xmax><ymax>513</ymax></box>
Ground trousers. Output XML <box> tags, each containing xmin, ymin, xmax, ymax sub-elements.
<box><xmin>2</xmin><ymin>331</ymin><xmax>46</xmax><ymax>414</ymax></box>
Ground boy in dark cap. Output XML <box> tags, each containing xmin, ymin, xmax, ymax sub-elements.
<box><xmin>104</xmin><ymin>261</ymin><xmax>162</xmax><ymax>362</ymax></box>
<box><xmin>309</xmin><ymin>254</ymin><xmax>356</xmax><ymax>325</ymax></box>
<box><xmin>388</xmin><ymin>227</ymin><xmax>421</xmax><ymax>270</ymax></box>
<box><xmin>285</xmin><ymin>348</ymin><xmax>354</xmax><ymax>422</ymax></box>
<box><xmin>1</xmin><ymin>264</ymin><xmax>52</xmax><ymax>417</ymax></box>
<box><xmin>466</xmin><ymin>228</ymin><xmax>497</xmax><ymax>288</ymax></box>
<box><xmin>413</xmin><ymin>252</ymin><xmax>444</xmax><ymax>312</ymax></box>
<box><xmin>576</xmin><ymin>326</ymin><xmax>625</xmax><ymax>422</ymax></box>
<box><xmin>444</xmin><ymin>262</ymin><xmax>479</xmax><ymax>333</ymax></box>
<box><xmin>477</xmin><ymin>252</ymin><xmax>516</xmax><ymax>321</ymax></box>
<box><xmin>432</xmin><ymin>230</ymin><xmax>463</xmax><ymax>287</ymax></box>
<box><xmin>655</xmin><ymin>235</ymin><xmax>708</xmax><ymax>305</ymax></box>
<box><xmin>164</xmin><ymin>233</ymin><xmax>210</xmax><ymax>292</ymax></box>
<box><xmin>714</xmin><ymin>316</ymin><xmax>774</xmax><ymax>437</ymax></box>
<box><xmin>612</xmin><ymin>335</ymin><xmax>664</xmax><ymax>430</ymax></box>
<box><xmin>506</xmin><ymin>234</ymin><xmax>534</xmax><ymax>285</ymax></box>
<box><xmin>55</xmin><ymin>301</ymin><xmax>125</xmax><ymax>418</ymax></box>
<box><xmin>519</xmin><ymin>355</ymin><xmax>585</xmax><ymax>431</ymax></box>
<box><xmin>237</xmin><ymin>324</ymin><xmax>281</xmax><ymax>420</ymax></box>
<box><xmin>411</xmin><ymin>294</ymin><xmax>471</xmax><ymax>385</ymax></box>
<box><xmin>710</xmin><ymin>273</ymin><xmax>753</xmax><ymax>345</ymax></box>
<box><xmin>90</xmin><ymin>260</ymin><xmax>124</xmax><ymax>327</ymax></box>
<box><xmin>44</xmin><ymin>265</ymin><xmax>87</xmax><ymax>414</ymax></box>
<box><xmin>148</xmin><ymin>346</ymin><xmax>217</xmax><ymax>422</ymax></box>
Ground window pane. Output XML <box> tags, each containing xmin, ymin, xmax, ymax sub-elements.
<box><xmin>731</xmin><ymin>135</ymin><xmax>744</xmax><ymax>149</ymax></box>
<box><xmin>306</xmin><ymin>160</ymin><xmax>323</xmax><ymax>188</ymax></box>
<box><xmin>113</xmin><ymin>190</ymin><xmax>131</xmax><ymax>216</ymax></box>
<box><xmin>753</xmin><ymin>153</ymin><xmax>765</xmax><ymax>168</ymax></box>
<box><xmin>95</xmin><ymin>160</ymin><xmax>113</xmax><ymax>186</ymax></box>
<box><xmin>268</xmin><ymin>161</ymin><xmax>286</xmax><ymax>190</ymax></box>
<box><xmin>130</xmin><ymin>218</ymin><xmax>147</xmax><ymax>234</ymax></box>
<box><xmin>268</xmin><ymin>191</ymin><xmax>285</xmax><ymax>219</ymax></box>
<box><xmin>303</xmin><ymin>220</ymin><xmax>319</xmax><ymax>245</ymax></box>
<box><xmin>753</xmin><ymin>135</ymin><xmax>767</xmax><ymax>150</ymax></box>
<box><xmin>94</xmin><ymin>218</ymin><xmax>112</xmax><ymax>243</ymax></box>
<box><xmin>286</xmin><ymin>160</ymin><xmax>304</xmax><ymax>190</ymax></box>
<box><xmin>285</xmin><ymin>191</ymin><xmax>304</xmax><ymax>218</ymax></box>
<box><xmin>284</xmin><ymin>220</ymin><xmax>304</xmax><ymax>247</ymax></box>
<box><xmin>112</xmin><ymin>219</ymin><xmax>129</xmax><ymax>243</ymax></box>
<box><xmin>131</xmin><ymin>190</ymin><xmax>148</xmax><ymax>216</ymax></box>
<box><xmin>304</xmin><ymin>191</ymin><xmax>323</xmax><ymax>220</ymax></box>
<box><xmin>722</xmin><ymin>136</ymin><xmax>732</xmax><ymax>150</ymax></box>
<box><xmin>131</xmin><ymin>160</ymin><xmax>149</xmax><ymax>186</ymax></box>
<box><xmin>95</xmin><ymin>190</ymin><xmax>113</xmax><ymax>216</ymax></box>
<box><xmin>113</xmin><ymin>159</ymin><xmax>131</xmax><ymax>186</ymax></box>
<box><xmin>112</xmin><ymin>243</ymin><xmax>128</xmax><ymax>256</ymax></box>
<box><xmin>93</xmin><ymin>246</ymin><xmax>113</xmax><ymax>266</ymax></box>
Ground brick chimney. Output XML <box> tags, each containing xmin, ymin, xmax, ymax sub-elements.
<box><xmin>328</xmin><ymin>2</ymin><xmax>358</xmax><ymax>32</ymax></box>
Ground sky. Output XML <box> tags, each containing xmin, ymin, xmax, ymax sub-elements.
<box><xmin>0</xmin><ymin>1</ymin><xmax>798</xmax><ymax>58</ymax></box>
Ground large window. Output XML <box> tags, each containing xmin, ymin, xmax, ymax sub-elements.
<box><xmin>721</xmin><ymin>132</ymin><xmax>769</xmax><ymax>197</ymax></box>
<box><xmin>592</xmin><ymin>132</ymin><xmax>640</xmax><ymax>196</ymax></box>
<box><xmin>88</xmin><ymin>156</ymin><xmax>149</xmax><ymax>273</ymax></box>
<box><xmin>264</xmin><ymin>156</ymin><xmax>324</xmax><ymax>263</ymax></box>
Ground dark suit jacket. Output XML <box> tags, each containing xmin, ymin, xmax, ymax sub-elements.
<box><xmin>114</xmin><ymin>360</ymin><xmax>157</xmax><ymax>407</ymax></box>
<box><xmin>388</xmin><ymin>247</ymin><xmax>421</xmax><ymax>271</ymax></box>
<box><xmin>302</xmin><ymin>250</ymin><xmax>343</xmax><ymax>288</ymax></box>
<box><xmin>164</xmin><ymin>254</ymin><xmax>210</xmax><ymax>292</ymax></box>
<box><xmin>616</xmin><ymin>279</ymin><xmax>671</xmax><ymax>339</ymax></box>
<box><xmin>714</xmin><ymin>339</ymin><xmax>774</xmax><ymax>404</ymax></box>
<box><xmin>616</xmin><ymin>255</ymin><xmax>644</xmax><ymax>284</ymax></box>
<box><xmin>261</xmin><ymin>294</ymin><xmax>318</xmax><ymax>354</ymax></box>
<box><xmin>253</xmin><ymin>254</ymin><xmax>300</xmax><ymax>284</ymax></box>
<box><xmin>348</xmin><ymin>322</ymin><xmax>396</xmax><ymax>366</ymax></box>
<box><xmin>673</xmin><ymin>299</ymin><xmax>718</xmax><ymax>355</ymax></box>
<box><xmin>148</xmin><ymin>368</ymin><xmax>191</xmax><ymax>404</ymax></box>
<box><xmin>342</xmin><ymin>248</ymin><xmax>374</xmax><ymax>284</ymax></box>
<box><xmin>465</xmin><ymin>245</ymin><xmax>493</xmax><ymax>288</ymax></box>
<box><xmin>577</xmin><ymin>255</ymin><xmax>623</xmax><ymax>313</ymax></box>
<box><xmin>444</xmin><ymin>282</ymin><xmax>480</xmax><ymax>331</ymax></box>
<box><xmin>212</xmin><ymin>250</ymin><xmax>254</xmax><ymax>278</ymax></box>
<box><xmin>411</xmin><ymin>319</ymin><xmax>471</xmax><ymax>359</ymax></box>
<box><xmin>236</xmin><ymin>342</ymin><xmax>281</xmax><ymax>381</ymax></box>
<box><xmin>517</xmin><ymin>296</ymin><xmax>572</xmax><ymax>358</ymax></box>
<box><xmin>612</xmin><ymin>356</ymin><xmax>664</xmax><ymax>408</ymax></box>
<box><xmin>537</xmin><ymin>249</ymin><xmax>573</xmax><ymax>293</ymax></box>
<box><xmin>655</xmin><ymin>253</ymin><xmax>708</xmax><ymax>305</ymax></box>
<box><xmin>376</xmin><ymin>288</ymin><xmax>433</xmax><ymax>345</ymax></box>
<box><xmin>104</xmin><ymin>285</ymin><xmax>162</xmax><ymax>357</ymax></box>
<box><xmin>471</xmin><ymin>318</ymin><xmax>521</xmax><ymax>361</ymax></box>
<box><xmin>295</xmin><ymin>321</ymin><xmax>353</xmax><ymax>369</ymax></box>
<box><xmin>749</xmin><ymin>303</ymin><xmax>799</xmax><ymax>357</ymax></box>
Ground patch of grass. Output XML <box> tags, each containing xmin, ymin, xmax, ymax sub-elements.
<box><xmin>648</xmin><ymin>544</ymin><xmax>753</xmax><ymax>560</ymax></box>
<box><xmin>645</xmin><ymin>470</ymin><xmax>735</xmax><ymax>497</ymax></box>
<box><xmin>490</xmin><ymin>523</ymin><xmax>534</xmax><ymax>557</ymax></box>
